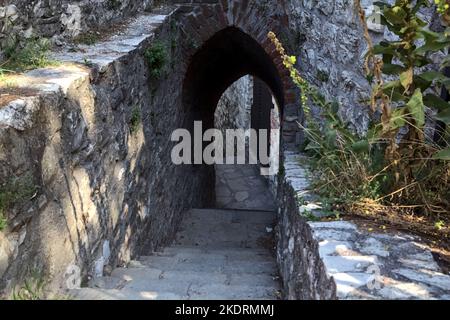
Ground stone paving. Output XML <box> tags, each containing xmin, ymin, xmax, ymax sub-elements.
<box><xmin>312</xmin><ymin>221</ymin><xmax>450</xmax><ymax>299</ymax></box>
<box><xmin>215</xmin><ymin>163</ymin><xmax>276</xmax><ymax>211</ymax></box>
<box><xmin>282</xmin><ymin>151</ymin><xmax>450</xmax><ymax>300</ymax></box>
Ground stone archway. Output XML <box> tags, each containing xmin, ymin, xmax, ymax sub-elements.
<box><xmin>182</xmin><ymin>26</ymin><xmax>285</xmax><ymax>130</ymax></box>
<box><xmin>180</xmin><ymin>26</ymin><xmax>285</xmax><ymax>204</ymax></box>
<box><xmin>213</xmin><ymin>74</ymin><xmax>281</xmax><ymax>211</ymax></box>
<box><xmin>176</xmin><ymin>0</ymin><xmax>301</xmax><ymax>147</ymax></box>
<box><xmin>177</xmin><ymin>0</ymin><xmax>302</xmax><ymax>203</ymax></box>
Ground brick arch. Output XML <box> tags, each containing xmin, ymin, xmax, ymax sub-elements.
<box><xmin>183</xmin><ymin>27</ymin><xmax>284</xmax><ymax>129</ymax></box>
<box><xmin>176</xmin><ymin>0</ymin><xmax>301</xmax><ymax>148</ymax></box>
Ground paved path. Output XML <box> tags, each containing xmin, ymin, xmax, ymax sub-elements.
<box><xmin>216</xmin><ymin>164</ymin><xmax>276</xmax><ymax>211</ymax></box>
<box><xmin>72</xmin><ymin>165</ymin><xmax>280</xmax><ymax>300</ymax></box>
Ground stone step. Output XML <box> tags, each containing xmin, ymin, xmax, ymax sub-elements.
<box><xmin>106</xmin><ymin>267</ymin><xmax>280</xmax><ymax>289</ymax></box>
<box><xmin>52</xmin><ymin>13</ymin><xmax>175</xmax><ymax>69</ymax></box>
<box><xmin>136</xmin><ymin>255</ymin><xmax>278</xmax><ymax>274</ymax></box>
<box><xmin>77</xmin><ymin>208</ymin><xmax>281</xmax><ymax>300</ymax></box>
<box><xmin>174</xmin><ymin>237</ymin><xmax>273</xmax><ymax>249</ymax></box>
<box><xmin>185</xmin><ymin>209</ymin><xmax>276</xmax><ymax>224</ymax></box>
<box><xmin>152</xmin><ymin>245</ymin><xmax>274</xmax><ymax>261</ymax></box>
<box><xmin>187</xmin><ymin>283</ymin><xmax>279</xmax><ymax>300</ymax></box>
<box><xmin>73</xmin><ymin>282</ymin><xmax>279</xmax><ymax>300</ymax></box>
<box><xmin>75</xmin><ymin>262</ymin><xmax>281</xmax><ymax>300</ymax></box>
<box><xmin>89</xmin><ymin>275</ymin><xmax>128</xmax><ymax>290</ymax></box>
<box><xmin>72</xmin><ymin>287</ymin><xmax>185</xmax><ymax>300</ymax></box>
<box><xmin>176</xmin><ymin>209</ymin><xmax>276</xmax><ymax>248</ymax></box>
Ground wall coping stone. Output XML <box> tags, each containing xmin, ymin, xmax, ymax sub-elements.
<box><xmin>0</xmin><ymin>11</ymin><xmax>176</xmax><ymax>132</ymax></box>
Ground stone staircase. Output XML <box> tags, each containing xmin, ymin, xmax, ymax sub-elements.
<box><xmin>72</xmin><ymin>209</ymin><xmax>281</xmax><ymax>300</ymax></box>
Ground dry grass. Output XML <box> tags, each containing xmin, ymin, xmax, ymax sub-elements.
<box><xmin>308</xmin><ymin>130</ymin><xmax>450</xmax><ymax>249</ymax></box>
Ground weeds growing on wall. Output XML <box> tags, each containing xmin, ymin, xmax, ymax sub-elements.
<box><xmin>0</xmin><ymin>173</ymin><xmax>37</xmax><ymax>231</ymax></box>
<box><xmin>0</xmin><ymin>213</ymin><xmax>6</xmax><ymax>232</ymax></box>
<box><xmin>106</xmin><ymin>0</ymin><xmax>122</xmax><ymax>11</ymax></box>
<box><xmin>130</xmin><ymin>105</ymin><xmax>142</xmax><ymax>134</ymax></box>
<box><xmin>0</xmin><ymin>36</ymin><xmax>55</xmax><ymax>75</ymax></box>
<box><xmin>144</xmin><ymin>42</ymin><xmax>168</xmax><ymax>79</ymax></box>
<box><xmin>269</xmin><ymin>0</ymin><xmax>450</xmax><ymax>241</ymax></box>
<box><xmin>12</xmin><ymin>270</ymin><xmax>47</xmax><ymax>300</ymax></box>
<box><xmin>74</xmin><ymin>32</ymin><xmax>100</xmax><ymax>46</ymax></box>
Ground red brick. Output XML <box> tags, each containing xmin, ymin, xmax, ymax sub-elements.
<box><xmin>215</xmin><ymin>7</ymin><xmax>229</xmax><ymax>28</ymax></box>
<box><xmin>285</xmin><ymin>91</ymin><xmax>297</xmax><ymax>102</ymax></box>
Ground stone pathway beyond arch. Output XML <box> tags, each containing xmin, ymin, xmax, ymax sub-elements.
<box><xmin>216</xmin><ymin>163</ymin><xmax>276</xmax><ymax>211</ymax></box>
<box><xmin>72</xmin><ymin>164</ymin><xmax>281</xmax><ymax>300</ymax></box>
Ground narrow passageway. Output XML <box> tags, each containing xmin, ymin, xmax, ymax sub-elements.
<box><xmin>72</xmin><ymin>82</ymin><xmax>282</xmax><ymax>300</ymax></box>
<box><xmin>69</xmin><ymin>22</ymin><xmax>284</xmax><ymax>301</ymax></box>
<box><xmin>3</xmin><ymin>0</ymin><xmax>450</xmax><ymax>303</ymax></box>
<box><xmin>73</xmin><ymin>164</ymin><xmax>281</xmax><ymax>300</ymax></box>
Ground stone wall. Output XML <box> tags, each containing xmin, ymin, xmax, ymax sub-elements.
<box><xmin>284</xmin><ymin>0</ymin><xmax>440</xmax><ymax>136</ymax></box>
<box><xmin>276</xmin><ymin>152</ymin><xmax>337</xmax><ymax>300</ymax></box>
<box><xmin>0</xmin><ymin>0</ymin><xmax>393</xmax><ymax>138</ymax></box>
<box><xmin>283</xmin><ymin>0</ymin><xmax>372</xmax><ymax>135</ymax></box>
<box><xmin>214</xmin><ymin>75</ymin><xmax>253</xmax><ymax>134</ymax></box>
<box><xmin>0</xmin><ymin>0</ymin><xmax>438</xmax><ymax>141</ymax></box>
<box><xmin>0</xmin><ymin>9</ymin><xmax>214</xmax><ymax>297</ymax></box>
<box><xmin>0</xmin><ymin>0</ymin><xmax>163</xmax><ymax>58</ymax></box>
<box><xmin>0</xmin><ymin>0</ymin><xmax>302</xmax><ymax>297</ymax></box>
<box><xmin>214</xmin><ymin>75</ymin><xmax>253</xmax><ymax>157</ymax></box>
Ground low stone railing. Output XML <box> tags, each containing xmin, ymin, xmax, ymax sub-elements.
<box><xmin>276</xmin><ymin>151</ymin><xmax>450</xmax><ymax>300</ymax></box>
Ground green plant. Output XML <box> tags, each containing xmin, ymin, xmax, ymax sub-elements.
<box><xmin>74</xmin><ymin>32</ymin><xmax>100</xmax><ymax>45</ymax></box>
<box><xmin>301</xmin><ymin>211</ymin><xmax>321</xmax><ymax>222</ymax></box>
<box><xmin>435</xmin><ymin>220</ymin><xmax>446</xmax><ymax>231</ymax></box>
<box><xmin>0</xmin><ymin>173</ymin><xmax>37</xmax><ymax>231</ymax></box>
<box><xmin>435</xmin><ymin>0</ymin><xmax>450</xmax><ymax>14</ymax></box>
<box><xmin>268</xmin><ymin>0</ymin><xmax>450</xmax><ymax>238</ymax></box>
<box><xmin>269</xmin><ymin>31</ymin><xmax>381</xmax><ymax>205</ymax></box>
<box><xmin>12</xmin><ymin>271</ymin><xmax>47</xmax><ymax>300</ymax></box>
<box><xmin>171</xmin><ymin>37</ymin><xmax>177</xmax><ymax>52</ymax></box>
<box><xmin>106</xmin><ymin>0</ymin><xmax>121</xmax><ymax>10</ymax></box>
<box><xmin>130</xmin><ymin>105</ymin><xmax>141</xmax><ymax>134</ymax></box>
<box><xmin>1</xmin><ymin>37</ymin><xmax>56</xmax><ymax>72</ymax></box>
<box><xmin>0</xmin><ymin>214</ymin><xmax>6</xmax><ymax>231</ymax></box>
<box><xmin>356</xmin><ymin>0</ymin><xmax>450</xmax><ymax>212</ymax></box>
<box><xmin>186</xmin><ymin>37</ymin><xmax>199</xmax><ymax>51</ymax></box>
<box><xmin>0</xmin><ymin>67</ymin><xmax>15</xmax><ymax>80</ymax></box>
<box><xmin>0</xmin><ymin>72</ymin><xmax>17</xmax><ymax>87</ymax></box>
<box><xmin>278</xmin><ymin>162</ymin><xmax>285</xmax><ymax>178</ymax></box>
<box><xmin>82</xmin><ymin>57</ymin><xmax>94</xmax><ymax>67</ymax></box>
<box><xmin>144</xmin><ymin>42</ymin><xmax>168</xmax><ymax>79</ymax></box>
<box><xmin>317</xmin><ymin>69</ymin><xmax>329</xmax><ymax>83</ymax></box>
